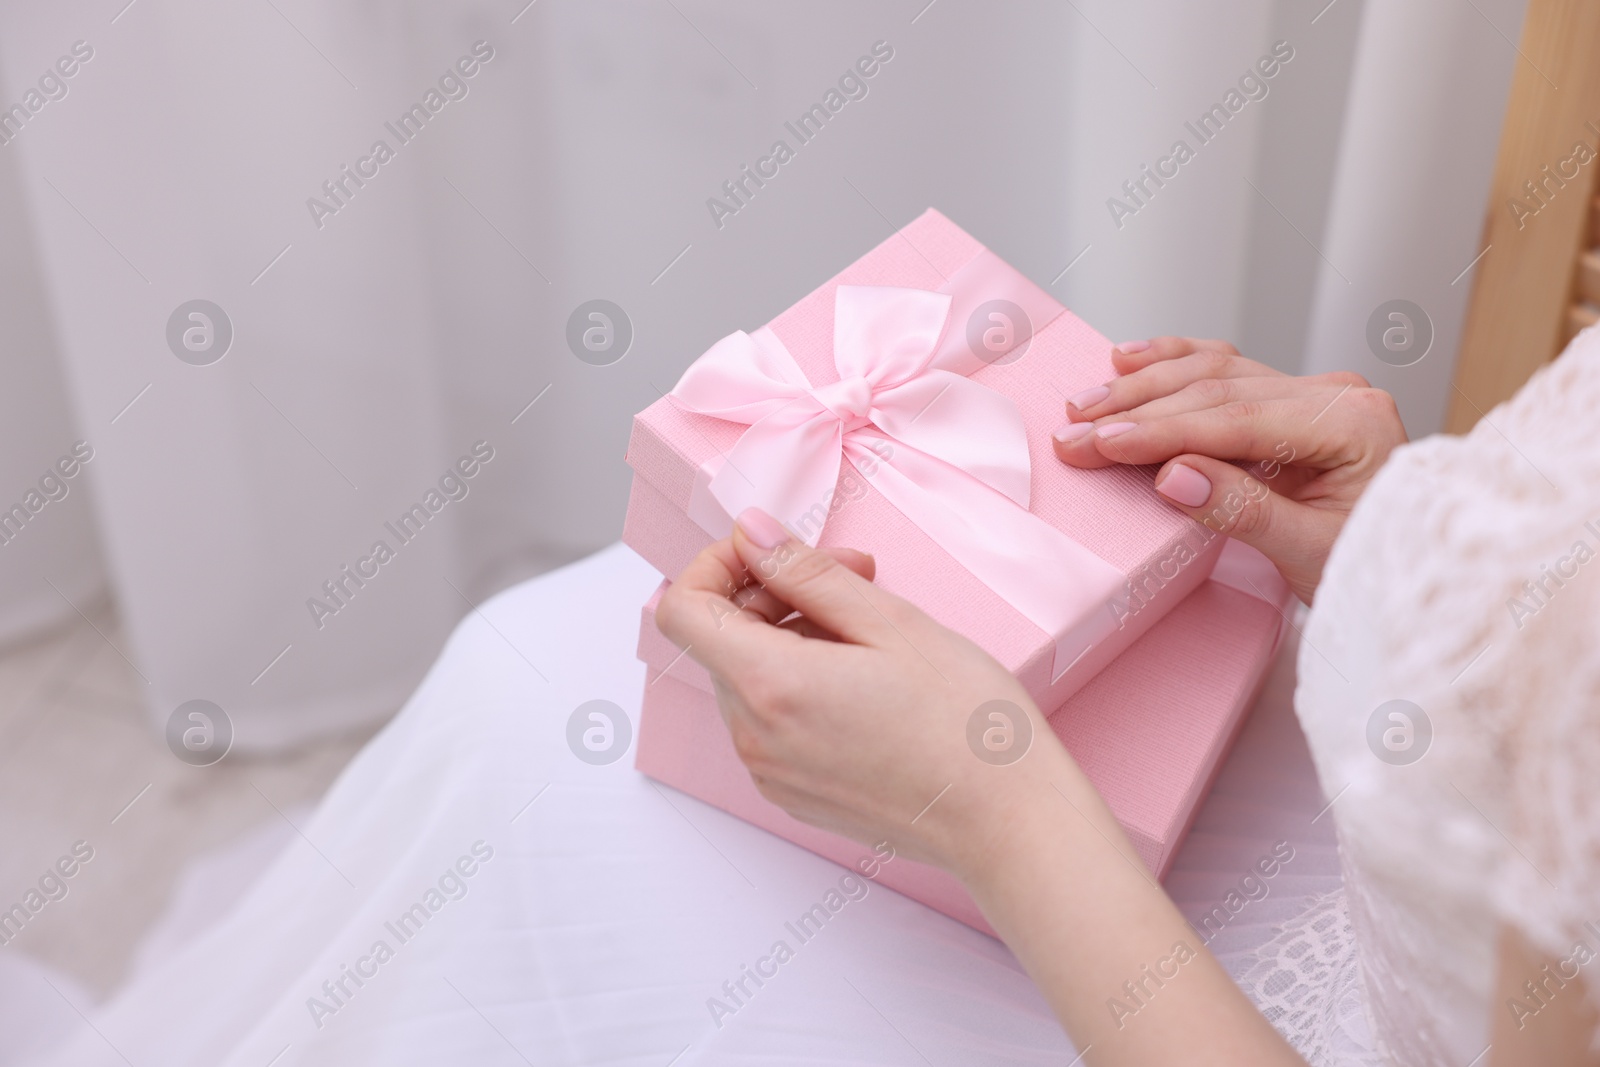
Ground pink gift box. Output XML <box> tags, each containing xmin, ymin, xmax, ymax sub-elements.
<box><xmin>624</xmin><ymin>208</ymin><xmax>1228</xmax><ymax>710</ymax></box>
<box><xmin>634</xmin><ymin>543</ymin><xmax>1292</xmax><ymax>936</ymax></box>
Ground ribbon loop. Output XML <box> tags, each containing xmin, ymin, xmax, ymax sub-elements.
<box><xmin>833</xmin><ymin>285</ymin><xmax>951</xmax><ymax>386</ymax></box>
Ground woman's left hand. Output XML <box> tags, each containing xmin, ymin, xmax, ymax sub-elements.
<box><xmin>655</xmin><ymin>507</ymin><xmax>1074</xmax><ymax>880</ymax></box>
<box><xmin>1052</xmin><ymin>337</ymin><xmax>1408</xmax><ymax>604</ymax></box>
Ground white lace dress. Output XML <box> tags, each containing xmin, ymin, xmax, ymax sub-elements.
<box><xmin>1232</xmin><ymin>327</ymin><xmax>1600</xmax><ymax>1064</ymax></box>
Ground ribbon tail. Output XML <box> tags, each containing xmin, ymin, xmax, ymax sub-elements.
<box><xmin>870</xmin><ymin>370</ymin><xmax>1033</xmax><ymax>509</ymax></box>
<box><xmin>1209</xmin><ymin>540</ymin><xmax>1296</xmax><ymax>654</ymax></box>
<box><xmin>845</xmin><ymin>435</ymin><xmax>1125</xmax><ymax>682</ymax></box>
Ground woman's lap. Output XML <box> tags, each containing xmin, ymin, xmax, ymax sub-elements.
<box><xmin>29</xmin><ymin>544</ymin><xmax>1078</xmax><ymax>1066</ymax></box>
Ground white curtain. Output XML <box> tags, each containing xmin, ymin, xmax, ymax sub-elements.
<box><xmin>0</xmin><ymin>0</ymin><xmax>1520</xmax><ymax>751</ymax></box>
<box><xmin>0</xmin><ymin>133</ymin><xmax>105</xmax><ymax>646</ymax></box>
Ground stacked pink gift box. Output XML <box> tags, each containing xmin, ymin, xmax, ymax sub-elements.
<box><xmin>622</xmin><ymin>208</ymin><xmax>1293</xmax><ymax>936</ymax></box>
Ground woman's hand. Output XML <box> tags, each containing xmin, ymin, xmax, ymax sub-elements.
<box><xmin>655</xmin><ymin>507</ymin><xmax>1075</xmax><ymax>880</ymax></box>
<box><xmin>1052</xmin><ymin>337</ymin><xmax>1408</xmax><ymax>604</ymax></box>
<box><xmin>658</xmin><ymin>507</ymin><xmax>1308</xmax><ymax>1065</ymax></box>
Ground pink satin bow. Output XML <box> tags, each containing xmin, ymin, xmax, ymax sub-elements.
<box><xmin>671</xmin><ymin>285</ymin><xmax>1033</xmax><ymax>540</ymax></box>
<box><xmin>669</xmin><ymin>275</ymin><xmax>1127</xmax><ymax>681</ymax></box>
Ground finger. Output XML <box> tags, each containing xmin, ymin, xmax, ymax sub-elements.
<box><xmin>1150</xmin><ymin>454</ymin><xmax>1329</xmax><ymax>571</ymax></box>
<box><xmin>1092</xmin><ymin>373</ymin><xmax>1356</xmax><ymax>427</ymax></box>
<box><xmin>773</xmin><ymin>555</ymin><xmax>879</xmax><ymax>639</ymax></box>
<box><xmin>731</xmin><ymin>546</ymin><xmax>877</xmax><ymax>626</ymax></box>
<box><xmin>1056</xmin><ymin>377</ymin><xmax>1372</xmax><ymax>473</ymax></box>
<box><xmin>1108</xmin><ymin>336</ymin><xmax>1249</xmax><ymax>376</ymax></box>
<box><xmin>1066</xmin><ymin>350</ymin><xmax>1285</xmax><ymax>423</ymax></box>
<box><xmin>731</xmin><ymin>508</ymin><xmax>913</xmax><ymax>649</ymax></box>
<box><xmin>1050</xmin><ymin>419</ymin><xmax>1119</xmax><ymax>469</ymax></box>
<box><xmin>658</xmin><ymin>540</ymin><xmax>796</xmax><ymax>680</ymax></box>
<box><xmin>778</xmin><ymin>616</ymin><xmax>844</xmax><ymax>641</ymax></box>
<box><xmin>1065</xmin><ymin>395</ymin><xmax>1359</xmax><ymax>471</ymax></box>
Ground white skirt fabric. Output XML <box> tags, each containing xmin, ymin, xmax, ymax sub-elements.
<box><xmin>21</xmin><ymin>543</ymin><xmax>1355</xmax><ymax>1066</ymax></box>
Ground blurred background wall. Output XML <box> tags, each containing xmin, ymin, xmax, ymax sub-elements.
<box><xmin>0</xmin><ymin>0</ymin><xmax>1523</xmax><ymax>751</ymax></box>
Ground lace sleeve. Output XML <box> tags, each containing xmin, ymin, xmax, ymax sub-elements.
<box><xmin>1480</xmin><ymin>330</ymin><xmax>1600</xmax><ymax>1027</ymax></box>
<box><xmin>1493</xmin><ymin>553</ymin><xmax>1600</xmax><ymax>1023</ymax></box>
<box><xmin>1291</xmin><ymin>324</ymin><xmax>1600</xmax><ymax>1063</ymax></box>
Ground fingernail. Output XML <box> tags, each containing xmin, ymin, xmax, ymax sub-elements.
<box><xmin>1155</xmin><ymin>463</ymin><xmax>1212</xmax><ymax>507</ymax></box>
<box><xmin>1095</xmin><ymin>421</ymin><xmax>1137</xmax><ymax>439</ymax></box>
<box><xmin>1068</xmin><ymin>385</ymin><xmax>1111</xmax><ymax>410</ymax></box>
<box><xmin>736</xmin><ymin>507</ymin><xmax>791</xmax><ymax>549</ymax></box>
<box><xmin>1115</xmin><ymin>340</ymin><xmax>1151</xmax><ymax>354</ymax></box>
<box><xmin>1053</xmin><ymin>422</ymin><xmax>1095</xmax><ymax>443</ymax></box>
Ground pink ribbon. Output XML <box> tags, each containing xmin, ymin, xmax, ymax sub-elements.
<box><xmin>669</xmin><ymin>252</ymin><xmax>1127</xmax><ymax>681</ymax></box>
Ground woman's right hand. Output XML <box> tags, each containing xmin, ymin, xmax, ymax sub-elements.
<box><xmin>1051</xmin><ymin>337</ymin><xmax>1409</xmax><ymax>604</ymax></box>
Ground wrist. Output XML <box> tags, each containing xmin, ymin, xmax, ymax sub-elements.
<box><xmin>943</xmin><ymin>737</ymin><xmax>1086</xmax><ymax>891</ymax></box>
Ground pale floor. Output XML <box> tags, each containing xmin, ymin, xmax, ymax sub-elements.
<box><xmin>0</xmin><ymin>599</ymin><xmax>380</xmax><ymax>1001</ymax></box>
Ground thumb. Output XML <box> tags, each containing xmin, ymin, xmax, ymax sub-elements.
<box><xmin>731</xmin><ymin>508</ymin><xmax>904</xmax><ymax>648</ymax></box>
<box><xmin>1151</xmin><ymin>455</ymin><xmax>1326</xmax><ymax>575</ymax></box>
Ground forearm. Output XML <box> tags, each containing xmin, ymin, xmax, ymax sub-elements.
<box><xmin>959</xmin><ymin>751</ymin><xmax>1305</xmax><ymax>1066</ymax></box>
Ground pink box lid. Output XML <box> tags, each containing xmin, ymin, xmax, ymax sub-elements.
<box><xmin>624</xmin><ymin>208</ymin><xmax>1224</xmax><ymax>712</ymax></box>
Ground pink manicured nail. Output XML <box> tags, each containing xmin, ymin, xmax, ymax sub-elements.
<box><xmin>1155</xmin><ymin>463</ymin><xmax>1212</xmax><ymax>507</ymax></box>
<box><xmin>1053</xmin><ymin>422</ymin><xmax>1095</xmax><ymax>443</ymax></box>
<box><xmin>1095</xmin><ymin>421</ymin><xmax>1137</xmax><ymax>439</ymax></box>
<box><xmin>736</xmin><ymin>507</ymin><xmax>791</xmax><ymax>549</ymax></box>
<box><xmin>1069</xmin><ymin>385</ymin><xmax>1111</xmax><ymax>410</ymax></box>
<box><xmin>1115</xmin><ymin>340</ymin><xmax>1151</xmax><ymax>354</ymax></box>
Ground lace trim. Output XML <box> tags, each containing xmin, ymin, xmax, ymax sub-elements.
<box><xmin>1223</xmin><ymin>890</ymin><xmax>1383</xmax><ymax>1067</ymax></box>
